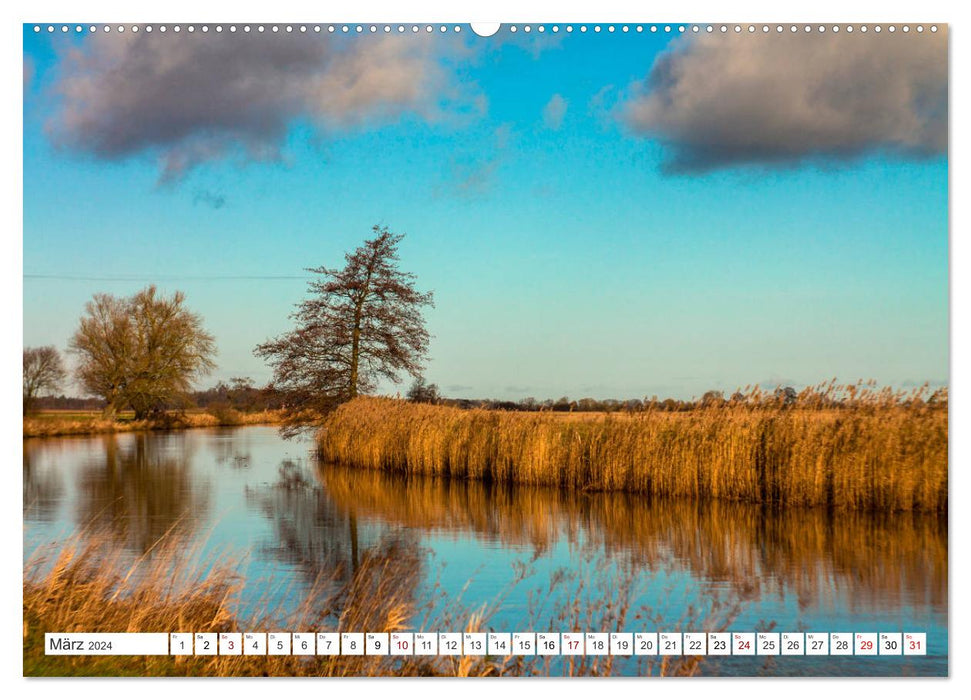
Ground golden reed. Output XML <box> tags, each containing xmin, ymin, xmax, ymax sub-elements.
<box><xmin>24</xmin><ymin>529</ymin><xmax>718</xmax><ymax>676</ymax></box>
<box><xmin>318</xmin><ymin>386</ymin><xmax>947</xmax><ymax>513</ymax></box>
<box><xmin>24</xmin><ymin>532</ymin><xmax>476</xmax><ymax>677</ymax></box>
<box><xmin>23</xmin><ymin>409</ymin><xmax>285</xmax><ymax>438</ymax></box>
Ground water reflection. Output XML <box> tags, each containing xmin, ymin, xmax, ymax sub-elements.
<box><xmin>245</xmin><ymin>459</ymin><xmax>389</xmax><ymax>583</ymax></box>
<box><xmin>23</xmin><ymin>444</ymin><xmax>63</xmax><ymax>523</ymax></box>
<box><xmin>22</xmin><ymin>426</ymin><xmax>947</xmax><ymax>676</ymax></box>
<box><xmin>74</xmin><ymin>433</ymin><xmax>210</xmax><ymax>553</ymax></box>
<box><xmin>211</xmin><ymin>427</ymin><xmax>253</xmax><ymax>470</ymax></box>
<box><xmin>317</xmin><ymin>464</ymin><xmax>947</xmax><ymax>614</ymax></box>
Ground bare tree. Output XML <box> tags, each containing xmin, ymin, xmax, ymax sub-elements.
<box><xmin>23</xmin><ymin>346</ymin><xmax>67</xmax><ymax>415</ymax></box>
<box><xmin>71</xmin><ymin>286</ymin><xmax>216</xmax><ymax>419</ymax></box>
<box><xmin>256</xmin><ymin>225</ymin><xmax>433</xmax><ymax>428</ymax></box>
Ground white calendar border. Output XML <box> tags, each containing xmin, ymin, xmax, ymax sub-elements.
<box><xmin>6</xmin><ymin>0</ymin><xmax>964</xmax><ymax>697</ymax></box>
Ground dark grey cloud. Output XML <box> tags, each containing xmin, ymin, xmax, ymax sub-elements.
<box><xmin>446</xmin><ymin>384</ymin><xmax>473</xmax><ymax>393</ymax></box>
<box><xmin>622</xmin><ymin>31</ymin><xmax>947</xmax><ymax>173</ymax></box>
<box><xmin>47</xmin><ymin>29</ymin><xmax>471</xmax><ymax>181</ymax></box>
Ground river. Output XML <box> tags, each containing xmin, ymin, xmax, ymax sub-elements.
<box><xmin>23</xmin><ymin>425</ymin><xmax>947</xmax><ymax>676</ymax></box>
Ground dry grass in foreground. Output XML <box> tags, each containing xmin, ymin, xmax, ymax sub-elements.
<box><xmin>23</xmin><ymin>409</ymin><xmax>285</xmax><ymax>438</ymax></box>
<box><xmin>23</xmin><ymin>531</ymin><xmax>725</xmax><ymax>677</ymax></box>
<box><xmin>318</xmin><ymin>386</ymin><xmax>947</xmax><ymax>513</ymax></box>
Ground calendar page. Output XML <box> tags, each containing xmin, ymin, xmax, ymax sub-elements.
<box><xmin>21</xmin><ymin>12</ymin><xmax>949</xmax><ymax>682</ymax></box>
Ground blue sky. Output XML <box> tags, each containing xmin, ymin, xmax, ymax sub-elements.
<box><xmin>22</xmin><ymin>24</ymin><xmax>948</xmax><ymax>400</ymax></box>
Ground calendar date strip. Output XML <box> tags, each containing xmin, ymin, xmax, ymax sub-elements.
<box><xmin>45</xmin><ymin>631</ymin><xmax>927</xmax><ymax>657</ymax></box>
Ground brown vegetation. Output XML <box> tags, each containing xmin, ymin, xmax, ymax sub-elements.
<box><xmin>70</xmin><ymin>286</ymin><xmax>216</xmax><ymax>419</ymax></box>
<box><xmin>23</xmin><ymin>409</ymin><xmax>285</xmax><ymax>438</ymax></box>
<box><xmin>318</xmin><ymin>385</ymin><xmax>947</xmax><ymax>513</ymax></box>
<box><xmin>23</xmin><ymin>346</ymin><xmax>67</xmax><ymax>416</ymax></box>
<box><xmin>23</xmin><ymin>530</ymin><xmax>728</xmax><ymax>676</ymax></box>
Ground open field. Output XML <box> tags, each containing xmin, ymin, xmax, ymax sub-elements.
<box><xmin>23</xmin><ymin>409</ymin><xmax>285</xmax><ymax>438</ymax></box>
<box><xmin>318</xmin><ymin>391</ymin><xmax>948</xmax><ymax>513</ymax></box>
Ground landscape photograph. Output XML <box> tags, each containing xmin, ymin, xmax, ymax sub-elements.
<box><xmin>22</xmin><ymin>21</ymin><xmax>948</xmax><ymax>678</ymax></box>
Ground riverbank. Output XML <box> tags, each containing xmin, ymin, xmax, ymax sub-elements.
<box><xmin>318</xmin><ymin>396</ymin><xmax>948</xmax><ymax>513</ymax></box>
<box><xmin>23</xmin><ymin>409</ymin><xmax>285</xmax><ymax>438</ymax></box>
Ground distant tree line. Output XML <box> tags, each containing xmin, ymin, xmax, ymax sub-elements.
<box><xmin>407</xmin><ymin>382</ymin><xmax>947</xmax><ymax>412</ymax></box>
<box><xmin>190</xmin><ymin>377</ymin><xmax>285</xmax><ymax>411</ymax></box>
<box><xmin>429</xmin><ymin>394</ymin><xmax>745</xmax><ymax>413</ymax></box>
<box><xmin>28</xmin><ymin>377</ymin><xmax>285</xmax><ymax>414</ymax></box>
<box><xmin>30</xmin><ymin>394</ymin><xmax>103</xmax><ymax>411</ymax></box>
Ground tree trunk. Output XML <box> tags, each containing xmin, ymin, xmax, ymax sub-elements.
<box><xmin>349</xmin><ymin>323</ymin><xmax>360</xmax><ymax>400</ymax></box>
<box><xmin>347</xmin><ymin>249</ymin><xmax>378</xmax><ymax>401</ymax></box>
<box><xmin>102</xmin><ymin>391</ymin><xmax>119</xmax><ymax>420</ymax></box>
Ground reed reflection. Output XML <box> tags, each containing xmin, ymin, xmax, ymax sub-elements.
<box><xmin>317</xmin><ymin>463</ymin><xmax>946</xmax><ymax>613</ymax></box>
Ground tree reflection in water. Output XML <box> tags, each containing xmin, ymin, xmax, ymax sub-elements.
<box><xmin>75</xmin><ymin>433</ymin><xmax>210</xmax><ymax>554</ymax></box>
<box><xmin>23</xmin><ymin>441</ymin><xmax>64</xmax><ymax>523</ymax></box>
<box><xmin>316</xmin><ymin>462</ymin><xmax>947</xmax><ymax>615</ymax></box>
<box><xmin>245</xmin><ymin>459</ymin><xmax>424</xmax><ymax>610</ymax></box>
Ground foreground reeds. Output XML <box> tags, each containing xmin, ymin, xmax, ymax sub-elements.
<box><xmin>23</xmin><ymin>533</ymin><xmax>459</xmax><ymax>677</ymax></box>
<box><xmin>318</xmin><ymin>385</ymin><xmax>947</xmax><ymax>513</ymax></box>
<box><xmin>23</xmin><ymin>409</ymin><xmax>285</xmax><ymax>438</ymax></box>
<box><xmin>23</xmin><ymin>530</ymin><xmax>728</xmax><ymax>677</ymax></box>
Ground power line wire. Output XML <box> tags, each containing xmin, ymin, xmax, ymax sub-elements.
<box><xmin>24</xmin><ymin>273</ymin><xmax>309</xmax><ymax>281</ymax></box>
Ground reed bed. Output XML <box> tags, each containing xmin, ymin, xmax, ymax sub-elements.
<box><xmin>23</xmin><ymin>409</ymin><xmax>285</xmax><ymax>438</ymax></box>
<box><xmin>318</xmin><ymin>386</ymin><xmax>947</xmax><ymax>513</ymax></box>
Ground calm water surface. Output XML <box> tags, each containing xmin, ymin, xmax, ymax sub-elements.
<box><xmin>23</xmin><ymin>426</ymin><xmax>947</xmax><ymax>676</ymax></box>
